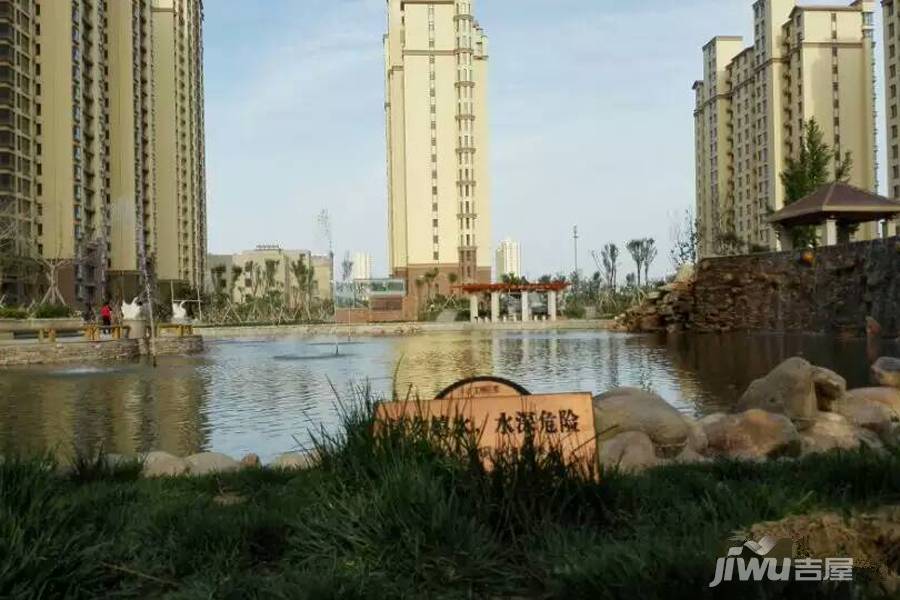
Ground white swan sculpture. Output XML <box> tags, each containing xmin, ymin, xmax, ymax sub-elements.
<box><xmin>121</xmin><ymin>297</ymin><xmax>142</xmax><ymax>320</ymax></box>
<box><xmin>172</xmin><ymin>300</ymin><xmax>189</xmax><ymax>323</ymax></box>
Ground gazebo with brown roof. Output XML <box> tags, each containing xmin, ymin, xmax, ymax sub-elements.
<box><xmin>768</xmin><ymin>182</ymin><xmax>900</xmax><ymax>249</ymax></box>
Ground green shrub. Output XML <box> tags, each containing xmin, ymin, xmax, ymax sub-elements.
<box><xmin>32</xmin><ymin>304</ymin><xmax>73</xmax><ymax>319</ymax></box>
<box><xmin>563</xmin><ymin>302</ymin><xmax>586</xmax><ymax>319</ymax></box>
<box><xmin>0</xmin><ymin>306</ymin><xmax>27</xmax><ymax>319</ymax></box>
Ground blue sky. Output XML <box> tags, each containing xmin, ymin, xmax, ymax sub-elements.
<box><xmin>204</xmin><ymin>0</ymin><xmax>887</xmax><ymax>279</ymax></box>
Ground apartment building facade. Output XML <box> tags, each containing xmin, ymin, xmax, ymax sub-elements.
<box><xmin>694</xmin><ymin>0</ymin><xmax>877</xmax><ymax>258</ymax></box>
<box><xmin>385</xmin><ymin>0</ymin><xmax>492</xmax><ymax>298</ymax></box>
<box><xmin>0</xmin><ymin>0</ymin><xmax>206</xmax><ymax>306</ymax></box>
<box><xmin>883</xmin><ymin>0</ymin><xmax>900</xmax><ymax>236</ymax></box>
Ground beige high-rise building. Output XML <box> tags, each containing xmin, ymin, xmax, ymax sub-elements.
<box><xmin>694</xmin><ymin>0</ymin><xmax>877</xmax><ymax>258</ymax></box>
<box><xmin>0</xmin><ymin>0</ymin><xmax>206</xmax><ymax>306</ymax></box>
<box><xmin>883</xmin><ymin>0</ymin><xmax>900</xmax><ymax>237</ymax></box>
<box><xmin>495</xmin><ymin>237</ymin><xmax>521</xmax><ymax>279</ymax></box>
<box><xmin>385</xmin><ymin>0</ymin><xmax>492</xmax><ymax>299</ymax></box>
<box><xmin>151</xmin><ymin>0</ymin><xmax>206</xmax><ymax>294</ymax></box>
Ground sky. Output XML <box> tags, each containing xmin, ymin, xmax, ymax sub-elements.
<box><xmin>204</xmin><ymin>0</ymin><xmax>887</xmax><ymax>280</ymax></box>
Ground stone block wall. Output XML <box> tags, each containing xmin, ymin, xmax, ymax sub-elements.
<box><xmin>692</xmin><ymin>237</ymin><xmax>900</xmax><ymax>336</ymax></box>
<box><xmin>0</xmin><ymin>340</ymin><xmax>140</xmax><ymax>367</ymax></box>
<box><xmin>140</xmin><ymin>335</ymin><xmax>204</xmax><ymax>356</ymax></box>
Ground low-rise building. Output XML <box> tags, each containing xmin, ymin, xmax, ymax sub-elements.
<box><xmin>207</xmin><ymin>246</ymin><xmax>333</xmax><ymax>305</ymax></box>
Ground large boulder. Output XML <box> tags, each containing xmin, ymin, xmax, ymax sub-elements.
<box><xmin>683</xmin><ymin>417</ymin><xmax>708</xmax><ymax>454</ymax></box>
<box><xmin>871</xmin><ymin>357</ymin><xmax>900</xmax><ymax>389</ymax></box>
<box><xmin>240</xmin><ymin>453</ymin><xmax>261</xmax><ymax>469</ymax></box>
<box><xmin>736</xmin><ymin>357</ymin><xmax>818</xmax><ymax>429</ymax></box>
<box><xmin>597</xmin><ymin>431</ymin><xmax>659</xmax><ymax>472</ymax></box>
<box><xmin>592</xmin><ymin>388</ymin><xmax>689</xmax><ymax>457</ymax></box>
<box><xmin>831</xmin><ymin>393</ymin><xmax>899</xmax><ymax>440</ymax></box>
<box><xmin>846</xmin><ymin>388</ymin><xmax>900</xmax><ymax>420</ymax></box>
<box><xmin>800</xmin><ymin>412</ymin><xmax>883</xmax><ymax>456</ymax></box>
<box><xmin>271</xmin><ymin>452</ymin><xmax>317</xmax><ymax>470</ymax></box>
<box><xmin>185</xmin><ymin>452</ymin><xmax>240</xmax><ymax>476</ymax></box>
<box><xmin>669</xmin><ymin>446</ymin><xmax>711</xmax><ymax>464</ymax></box>
<box><xmin>811</xmin><ymin>366</ymin><xmax>847</xmax><ymax>411</ymax></box>
<box><xmin>705</xmin><ymin>409</ymin><xmax>802</xmax><ymax>460</ymax></box>
<box><xmin>142</xmin><ymin>451</ymin><xmax>188</xmax><ymax>478</ymax></box>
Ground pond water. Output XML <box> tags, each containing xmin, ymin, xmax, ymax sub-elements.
<box><xmin>0</xmin><ymin>329</ymin><xmax>894</xmax><ymax>461</ymax></box>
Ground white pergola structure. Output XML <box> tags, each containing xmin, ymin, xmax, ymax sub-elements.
<box><xmin>454</xmin><ymin>282</ymin><xmax>569</xmax><ymax>324</ymax></box>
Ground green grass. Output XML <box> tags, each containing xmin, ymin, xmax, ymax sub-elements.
<box><xmin>2</xmin><ymin>398</ymin><xmax>899</xmax><ymax>599</ymax></box>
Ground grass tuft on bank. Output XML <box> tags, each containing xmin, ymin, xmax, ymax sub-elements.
<box><xmin>2</xmin><ymin>395</ymin><xmax>900</xmax><ymax>599</ymax></box>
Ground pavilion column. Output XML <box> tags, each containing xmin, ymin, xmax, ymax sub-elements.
<box><xmin>490</xmin><ymin>292</ymin><xmax>500</xmax><ymax>323</ymax></box>
<box><xmin>775</xmin><ymin>224</ymin><xmax>793</xmax><ymax>251</ymax></box>
<box><xmin>521</xmin><ymin>292</ymin><xmax>529</xmax><ymax>322</ymax></box>
<box><xmin>469</xmin><ymin>294</ymin><xmax>478</xmax><ymax>323</ymax></box>
<box><xmin>548</xmin><ymin>291</ymin><xmax>557</xmax><ymax>322</ymax></box>
<box><xmin>823</xmin><ymin>218</ymin><xmax>838</xmax><ymax>246</ymax></box>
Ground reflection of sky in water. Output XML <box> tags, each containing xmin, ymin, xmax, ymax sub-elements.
<box><xmin>0</xmin><ymin>330</ymin><xmax>893</xmax><ymax>462</ymax></box>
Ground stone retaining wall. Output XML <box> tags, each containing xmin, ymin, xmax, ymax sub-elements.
<box><xmin>198</xmin><ymin>319</ymin><xmax>614</xmax><ymax>340</ymax></box>
<box><xmin>0</xmin><ymin>339</ymin><xmax>140</xmax><ymax>366</ymax></box>
<box><xmin>0</xmin><ymin>335</ymin><xmax>204</xmax><ymax>366</ymax></box>
<box><xmin>692</xmin><ymin>237</ymin><xmax>900</xmax><ymax>335</ymax></box>
<box><xmin>140</xmin><ymin>335</ymin><xmax>204</xmax><ymax>356</ymax></box>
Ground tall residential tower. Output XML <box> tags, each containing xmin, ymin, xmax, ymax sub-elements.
<box><xmin>385</xmin><ymin>0</ymin><xmax>491</xmax><ymax>297</ymax></box>
<box><xmin>694</xmin><ymin>0</ymin><xmax>877</xmax><ymax>258</ymax></box>
<box><xmin>0</xmin><ymin>0</ymin><xmax>206</xmax><ymax>305</ymax></box>
<box><xmin>883</xmin><ymin>0</ymin><xmax>900</xmax><ymax>235</ymax></box>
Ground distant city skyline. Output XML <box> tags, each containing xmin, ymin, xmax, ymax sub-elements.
<box><xmin>203</xmin><ymin>0</ymin><xmax>889</xmax><ymax>279</ymax></box>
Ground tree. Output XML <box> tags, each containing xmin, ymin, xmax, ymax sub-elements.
<box><xmin>641</xmin><ymin>238</ymin><xmax>657</xmax><ymax>287</ymax></box>
<box><xmin>780</xmin><ymin>119</ymin><xmax>854</xmax><ymax>248</ymax></box>
<box><xmin>0</xmin><ymin>205</ymin><xmax>27</xmax><ymax>304</ymax></box>
<box><xmin>341</xmin><ymin>252</ymin><xmax>353</xmax><ymax>282</ymax></box>
<box><xmin>423</xmin><ymin>268</ymin><xmax>439</xmax><ymax>304</ymax></box>
<box><xmin>447</xmin><ymin>272</ymin><xmax>458</xmax><ymax>296</ymax></box>
<box><xmin>592</xmin><ymin>243</ymin><xmax>619</xmax><ymax>291</ymax></box>
<box><xmin>669</xmin><ymin>209</ymin><xmax>700</xmax><ymax>269</ymax></box>
<box><xmin>210</xmin><ymin>265</ymin><xmax>227</xmax><ymax>296</ymax></box>
<box><xmin>230</xmin><ymin>266</ymin><xmax>243</xmax><ymax>302</ymax></box>
<box><xmin>626</xmin><ymin>239</ymin><xmax>644</xmax><ymax>288</ymax></box>
<box><xmin>290</xmin><ymin>257</ymin><xmax>315</xmax><ymax>320</ymax></box>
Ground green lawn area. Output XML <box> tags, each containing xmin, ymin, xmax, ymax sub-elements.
<box><xmin>2</xmin><ymin>405</ymin><xmax>899</xmax><ymax>599</ymax></box>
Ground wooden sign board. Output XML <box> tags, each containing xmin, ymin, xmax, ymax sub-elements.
<box><xmin>375</xmin><ymin>393</ymin><xmax>597</xmax><ymax>465</ymax></box>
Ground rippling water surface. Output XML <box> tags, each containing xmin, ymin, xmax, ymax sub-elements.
<box><xmin>0</xmin><ymin>330</ymin><xmax>893</xmax><ymax>461</ymax></box>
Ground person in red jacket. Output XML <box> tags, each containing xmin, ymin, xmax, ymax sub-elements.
<box><xmin>99</xmin><ymin>303</ymin><xmax>112</xmax><ymax>334</ymax></box>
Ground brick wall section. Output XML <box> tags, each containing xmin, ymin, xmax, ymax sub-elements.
<box><xmin>692</xmin><ymin>237</ymin><xmax>900</xmax><ymax>335</ymax></box>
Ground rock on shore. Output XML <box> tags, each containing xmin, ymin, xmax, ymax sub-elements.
<box><xmin>593</xmin><ymin>355</ymin><xmax>900</xmax><ymax>472</ymax></box>
<box><xmin>130</xmin><ymin>450</ymin><xmax>317</xmax><ymax>478</ymax></box>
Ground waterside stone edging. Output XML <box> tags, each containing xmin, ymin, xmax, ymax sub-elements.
<box><xmin>197</xmin><ymin>318</ymin><xmax>615</xmax><ymax>340</ymax></box>
<box><xmin>0</xmin><ymin>335</ymin><xmax>204</xmax><ymax>366</ymax></box>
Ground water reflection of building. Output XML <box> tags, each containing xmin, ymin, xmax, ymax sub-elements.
<box><xmin>388</xmin><ymin>332</ymin><xmax>491</xmax><ymax>398</ymax></box>
<box><xmin>0</xmin><ymin>363</ymin><xmax>209</xmax><ymax>458</ymax></box>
